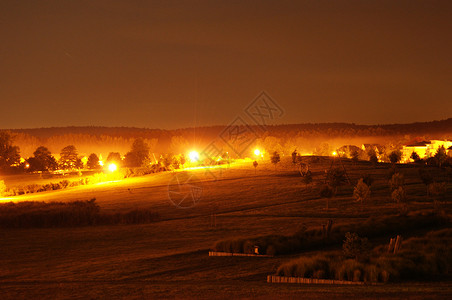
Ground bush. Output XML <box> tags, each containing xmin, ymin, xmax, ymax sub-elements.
<box><xmin>428</xmin><ymin>182</ymin><xmax>446</xmax><ymax>198</ymax></box>
<box><xmin>0</xmin><ymin>180</ymin><xmax>7</xmax><ymax>196</ymax></box>
<box><xmin>24</xmin><ymin>184</ymin><xmax>41</xmax><ymax>194</ymax></box>
<box><xmin>320</xmin><ymin>185</ymin><xmax>334</xmax><ymax>198</ymax></box>
<box><xmin>0</xmin><ymin>199</ymin><xmax>160</xmax><ymax>228</ymax></box>
<box><xmin>213</xmin><ymin>212</ymin><xmax>449</xmax><ymax>256</ymax></box>
<box><xmin>275</xmin><ymin>228</ymin><xmax>452</xmax><ymax>283</ymax></box>
<box><xmin>342</xmin><ymin>232</ymin><xmax>370</xmax><ymax>260</ymax></box>
<box><xmin>391</xmin><ymin>187</ymin><xmax>407</xmax><ymax>207</ymax></box>
<box><xmin>353</xmin><ymin>179</ymin><xmax>371</xmax><ymax>204</ymax></box>
<box><xmin>389</xmin><ymin>173</ymin><xmax>404</xmax><ymax>192</ymax></box>
<box><xmin>277</xmin><ymin>255</ymin><xmax>332</xmax><ymax>278</ymax></box>
<box><xmin>389</xmin><ymin>150</ymin><xmax>402</xmax><ymax>164</ymax></box>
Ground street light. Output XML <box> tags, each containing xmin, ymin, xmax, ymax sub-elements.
<box><xmin>189</xmin><ymin>150</ymin><xmax>200</xmax><ymax>162</ymax></box>
<box><xmin>108</xmin><ymin>163</ymin><xmax>117</xmax><ymax>172</ymax></box>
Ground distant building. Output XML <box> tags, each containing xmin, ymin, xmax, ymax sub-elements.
<box><xmin>402</xmin><ymin>140</ymin><xmax>452</xmax><ymax>162</ymax></box>
<box><xmin>361</xmin><ymin>144</ymin><xmax>384</xmax><ymax>161</ymax></box>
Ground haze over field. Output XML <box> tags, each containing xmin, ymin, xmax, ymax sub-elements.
<box><xmin>5</xmin><ymin>118</ymin><xmax>452</xmax><ymax>158</ymax></box>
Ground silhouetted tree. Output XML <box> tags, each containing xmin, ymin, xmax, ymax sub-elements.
<box><xmin>180</xmin><ymin>154</ymin><xmax>186</xmax><ymax>167</ymax></box>
<box><xmin>59</xmin><ymin>145</ymin><xmax>79</xmax><ymax>170</ymax></box>
<box><xmin>87</xmin><ymin>153</ymin><xmax>101</xmax><ymax>169</ymax></box>
<box><xmin>351</xmin><ymin>150</ymin><xmax>359</xmax><ymax>162</ymax></box>
<box><xmin>367</xmin><ymin>148</ymin><xmax>378</xmax><ymax>165</ymax></box>
<box><xmin>343</xmin><ymin>232</ymin><xmax>370</xmax><ymax>261</ymax></box>
<box><xmin>353</xmin><ymin>178</ymin><xmax>371</xmax><ymax>205</ymax></box>
<box><xmin>270</xmin><ymin>151</ymin><xmax>280</xmax><ymax>169</ymax></box>
<box><xmin>320</xmin><ymin>185</ymin><xmax>334</xmax><ymax>210</ymax></box>
<box><xmin>325</xmin><ymin>168</ymin><xmax>346</xmax><ymax>195</ymax></box>
<box><xmin>302</xmin><ymin>170</ymin><xmax>313</xmax><ymax>189</ymax></box>
<box><xmin>0</xmin><ymin>131</ymin><xmax>20</xmax><ymax>172</ymax></box>
<box><xmin>428</xmin><ymin>182</ymin><xmax>447</xmax><ymax>209</ymax></box>
<box><xmin>410</xmin><ymin>151</ymin><xmax>420</xmax><ymax>162</ymax></box>
<box><xmin>106</xmin><ymin>152</ymin><xmax>122</xmax><ymax>165</ymax></box>
<box><xmin>389</xmin><ymin>173</ymin><xmax>404</xmax><ymax>192</ymax></box>
<box><xmin>291</xmin><ymin>149</ymin><xmax>298</xmax><ymax>164</ymax></box>
<box><xmin>392</xmin><ymin>186</ymin><xmax>407</xmax><ymax>214</ymax></box>
<box><xmin>0</xmin><ymin>180</ymin><xmax>6</xmax><ymax>196</ymax></box>
<box><xmin>434</xmin><ymin>146</ymin><xmax>447</xmax><ymax>168</ymax></box>
<box><xmin>253</xmin><ymin>160</ymin><xmax>258</xmax><ymax>174</ymax></box>
<box><xmin>27</xmin><ymin>146</ymin><xmax>57</xmax><ymax>172</ymax></box>
<box><xmin>124</xmin><ymin>138</ymin><xmax>150</xmax><ymax>167</ymax></box>
<box><xmin>418</xmin><ymin>168</ymin><xmax>433</xmax><ymax>196</ymax></box>
<box><xmin>389</xmin><ymin>150</ymin><xmax>402</xmax><ymax>164</ymax></box>
<box><xmin>361</xmin><ymin>174</ymin><xmax>374</xmax><ymax>187</ymax></box>
<box><xmin>171</xmin><ymin>155</ymin><xmax>180</xmax><ymax>169</ymax></box>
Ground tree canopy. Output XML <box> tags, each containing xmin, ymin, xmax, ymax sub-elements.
<box><xmin>124</xmin><ymin>138</ymin><xmax>150</xmax><ymax>167</ymax></box>
<box><xmin>59</xmin><ymin>145</ymin><xmax>79</xmax><ymax>169</ymax></box>
<box><xmin>0</xmin><ymin>131</ymin><xmax>21</xmax><ymax>172</ymax></box>
<box><xmin>87</xmin><ymin>153</ymin><xmax>101</xmax><ymax>169</ymax></box>
<box><xmin>27</xmin><ymin>146</ymin><xmax>57</xmax><ymax>172</ymax></box>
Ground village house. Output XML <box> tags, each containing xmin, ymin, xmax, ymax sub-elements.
<box><xmin>402</xmin><ymin>140</ymin><xmax>452</xmax><ymax>162</ymax></box>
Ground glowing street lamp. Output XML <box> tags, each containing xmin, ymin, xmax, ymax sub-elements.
<box><xmin>189</xmin><ymin>150</ymin><xmax>200</xmax><ymax>162</ymax></box>
<box><xmin>108</xmin><ymin>163</ymin><xmax>117</xmax><ymax>172</ymax></box>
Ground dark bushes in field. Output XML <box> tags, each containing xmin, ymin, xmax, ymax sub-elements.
<box><xmin>276</xmin><ymin>228</ymin><xmax>452</xmax><ymax>283</ymax></box>
<box><xmin>213</xmin><ymin>212</ymin><xmax>449</xmax><ymax>255</ymax></box>
<box><xmin>0</xmin><ymin>199</ymin><xmax>160</xmax><ymax>228</ymax></box>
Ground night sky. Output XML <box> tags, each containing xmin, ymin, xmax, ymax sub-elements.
<box><xmin>1</xmin><ymin>0</ymin><xmax>451</xmax><ymax>129</ymax></box>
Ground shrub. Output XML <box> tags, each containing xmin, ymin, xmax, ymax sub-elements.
<box><xmin>0</xmin><ymin>199</ymin><xmax>160</xmax><ymax>228</ymax></box>
<box><xmin>320</xmin><ymin>185</ymin><xmax>334</xmax><ymax>198</ymax></box>
<box><xmin>325</xmin><ymin>168</ymin><xmax>346</xmax><ymax>191</ymax></box>
<box><xmin>353</xmin><ymin>179</ymin><xmax>371</xmax><ymax>204</ymax></box>
<box><xmin>0</xmin><ymin>180</ymin><xmax>7</xmax><ymax>196</ymax></box>
<box><xmin>25</xmin><ymin>184</ymin><xmax>41</xmax><ymax>194</ymax></box>
<box><xmin>389</xmin><ymin>173</ymin><xmax>404</xmax><ymax>192</ymax></box>
<box><xmin>342</xmin><ymin>232</ymin><xmax>370</xmax><ymax>260</ymax></box>
<box><xmin>367</xmin><ymin>149</ymin><xmax>378</xmax><ymax>165</ymax></box>
<box><xmin>277</xmin><ymin>255</ymin><xmax>332</xmax><ymax>278</ymax></box>
<box><xmin>410</xmin><ymin>151</ymin><xmax>420</xmax><ymax>162</ymax></box>
<box><xmin>389</xmin><ymin>150</ymin><xmax>402</xmax><ymax>164</ymax></box>
<box><xmin>361</xmin><ymin>174</ymin><xmax>374</xmax><ymax>187</ymax></box>
<box><xmin>266</xmin><ymin>245</ymin><xmax>276</xmax><ymax>256</ymax></box>
<box><xmin>428</xmin><ymin>182</ymin><xmax>446</xmax><ymax>198</ymax></box>
<box><xmin>391</xmin><ymin>186</ymin><xmax>406</xmax><ymax>204</ymax></box>
<box><xmin>275</xmin><ymin>228</ymin><xmax>452</xmax><ymax>283</ymax></box>
<box><xmin>213</xmin><ymin>212</ymin><xmax>449</xmax><ymax>256</ymax></box>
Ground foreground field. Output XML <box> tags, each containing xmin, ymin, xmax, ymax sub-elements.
<box><xmin>0</xmin><ymin>157</ymin><xmax>451</xmax><ymax>299</ymax></box>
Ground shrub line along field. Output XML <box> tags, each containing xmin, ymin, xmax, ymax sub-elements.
<box><xmin>0</xmin><ymin>156</ymin><xmax>451</xmax><ymax>298</ymax></box>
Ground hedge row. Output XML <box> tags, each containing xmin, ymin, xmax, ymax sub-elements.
<box><xmin>0</xmin><ymin>199</ymin><xmax>160</xmax><ymax>228</ymax></box>
<box><xmin>213</xmin><ymin>212</ymin><xmax>449</xmax><ymax>256</ymax></box>
<box><xmin>276</xmin><ymin>228</ymin><xmax>452</xmax><ymax>283</ymax></box>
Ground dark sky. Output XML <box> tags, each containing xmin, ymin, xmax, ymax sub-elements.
<box><xmin>1</xmin><ymin>0</ymin><xmax>451</xmax><ymax>129</ymax></box>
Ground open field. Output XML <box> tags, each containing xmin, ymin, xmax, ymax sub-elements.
<box><xmin>1</xmin><ymin>157</ymin><xmax>451</xmax><ymax>299</ymax></box>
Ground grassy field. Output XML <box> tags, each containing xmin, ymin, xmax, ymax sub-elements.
<box><xmin>0</xmin><ymin>157</ymin><xmax>451</xmax><ymax>299</ymax></box>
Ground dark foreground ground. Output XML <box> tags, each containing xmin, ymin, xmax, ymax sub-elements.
<box><xmin>1</xmin><ymin>158</ymin><xmax>451</xmax><ymax>299</ymax></box>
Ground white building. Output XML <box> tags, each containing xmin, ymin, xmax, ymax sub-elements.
<box><xmin>402</xmin><ymin>140</ymin><xmax>452</xmax><ymax>162</ymax></box>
